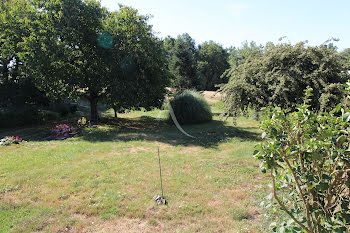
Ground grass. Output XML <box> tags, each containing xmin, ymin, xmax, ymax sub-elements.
<box><xmin>0</xmin><ymin>99</ymin><xmax>271</xmax><ymax>232</ymax></box>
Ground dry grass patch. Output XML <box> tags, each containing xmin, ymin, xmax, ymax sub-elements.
<box><xmin>0</xmin><ymin>106</ymin><xmax>270</xmax><ymax>232</ymax></box>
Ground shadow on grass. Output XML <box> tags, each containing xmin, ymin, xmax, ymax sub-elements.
<box><xmin>81</xmin><ymin>116</ymin><xmax>261</xmax><ymax>148</ymax></box>
<box><xmin>0</xmin><ymin>115</ymin><xmax>261</xmax><ymax>148</ymax></box>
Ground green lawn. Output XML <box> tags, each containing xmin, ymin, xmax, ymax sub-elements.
<box><xmin>0</xmin><ymin>105</ymin><xmax>270</xmax><ymax>232</ymax></box>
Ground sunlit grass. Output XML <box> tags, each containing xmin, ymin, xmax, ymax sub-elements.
<box><xmin>0</xmin><ymin>103</ymin><xmax>270</xmax><ymax>232</ymax></box>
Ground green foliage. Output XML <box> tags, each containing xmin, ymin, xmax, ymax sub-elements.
<box><xmin>168</xmin><ymin>90</ymin><xmax>212</xmax><ymax>125</ymax></box>
<box><xmin>341</xmin><ymin>48</ymin><xmax>350</xmax><ymax>67</ymax></box>
<box><xmin>1</xmin><ymin>0</ymin><xmax>170</xmax><ymax>123</ymax></box>
<box><xmin>0</xmin><ymin>0</ymin><xmax>51</xmax><ymax>109</ymax></box>
<box><xmin>255</xmin><ymin>88</ymin><xmax>350</xmax><ymax>232</ymax></box>
<box><xmin>197</xmin><ymin>41</ymin><xmax>229</xmax><ymax>90</ymax></box>
<box><xmin>104</xmin><ymin>6</ymin><xmax>170</xmax><ymax>116</ymax></box>
<box><xmin>227</xmin><ymin>41</ymin><xmax>264</xmax><ymax>69</ymax></box>
<box><xmin>220</xmin><ymin>41</ymin><xmax>350</xmax><ymax>118</ymax></box>
<box><xmin>0</xmin><ymin>106</ymin><xmax>43</xmax><ymax>128</ymax></box>
<box><xmin>164</xmin><ymin>34</ymin><xmax>198</xmax><ymax>89</ymax></box>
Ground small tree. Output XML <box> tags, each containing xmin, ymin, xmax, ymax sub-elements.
<box><xmin>255</xmin><ymin>88</ymin><xmax>350</xmax><ymax>232</ymax></box>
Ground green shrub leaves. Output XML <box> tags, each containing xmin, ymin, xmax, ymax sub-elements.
<box><xmin>256</xmin><ymin>88</ymin><xmax>350</xmax><ymax>232</ymax></box>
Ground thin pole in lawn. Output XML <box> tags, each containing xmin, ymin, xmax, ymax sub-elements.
<box><xmin>157</xmin><ymin>147</ymin><xmax>164</xmax><ymax>199</ymax></box>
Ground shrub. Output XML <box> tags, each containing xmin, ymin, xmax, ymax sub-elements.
<box><xmin>69</xmin><ymin>104</ymin><xmax>78</xmax><ymax>114</ymax></box>
<box><xmin>40</xmin><ymin>110</ymin><xmax>60</xmax><ymax>121</ymax></box>
<box><xmin>167</xmin><ymin>90</ymin><xmax>212</xmax><ymax>125</ymax></box>
<box><xmin>0</xmin><ymin>106</ymin><xmax>42</xmax><ymax>128</ymax></box>
<box><xmin>52</xmin><ymin>103</ymin><xmax>70</xmax><ymax>117</ymax></box>
<box><xmin>255</xmin><ymin>88</ymin><xmax>350</xmax><ymax>232</ymax></box>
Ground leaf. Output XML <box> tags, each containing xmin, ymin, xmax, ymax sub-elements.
<box><xmin>342</xmin><ymin>112</ymin><xmax>350</xmax><ymax>122</ymax></box>
<box><xmin>321</xmin><ymin>174</ymin><xmax>332</xmax><ymax>181</ymax></box>
<box><xmin>318</xmin><ymin>182</ymin><xmax>329</xmax><ymax>191</ymax></box>
<box><xmin>337</xmin><ymin>135</ymin><xmax>347</xmax><ymax>147</ymax></box>
<box><xmin>341</xmin><ymin>213</ymin><xmax>350</xmax><ymax>224</ymax></box>
<box><xmin>335</xmin><ymin>103</ymin><xmax>342</xmax><ymax>112</ymax></box>
<box><xmin>270</xmin><ymin>128</ymin><xmax>278</xmax><ymax>137</ymax></box>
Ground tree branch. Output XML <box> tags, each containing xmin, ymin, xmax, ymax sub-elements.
<box><xmin>270</xmin><ymin>169</ymin><xmax>310</xmax><ymax>232</ymax></box>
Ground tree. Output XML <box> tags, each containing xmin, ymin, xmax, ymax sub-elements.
<box><xmin>165</xmin><ymin>33</ymin><xmax>198</xmax><ymax>89</ymax></box>
<box><xmin>1</xmin><ymin>0</ymin><xmax>169</xmax><ymax>123</ymax></box>
<box><xmin>0</xmin><ymin>0</ymin><xmax>49</xmax><ymax>108</ymax></box>
<box><xmin>16</xmin><ymin>0</ymin><xmax>109</xmax><ymax>122</ymax></box>
<box><xmin>103</xmin><ymin>6</ymin><xmax>170</xmax><ymax>117</ymax></box>
<box><xmin>341</xmin><ymin>48</ymin><xmax>350</xmax><ymax>66</ymax></box>
<box><xmin>227</xmin><ymin>41</ymin><xmax>263</xmax><ymax>70</ymax></box>
<box><xmin>220</xmin><ymin>42</ymin><xmax>350</xmax><ymax>118</ymax></box>
<box><xmin>197</xmin><ymin>41</ymin><xmax>229</xmax><ymax>90</ymax></box>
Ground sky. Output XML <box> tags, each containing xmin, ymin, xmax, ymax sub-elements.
<box><xmin>100</xmin><ymin>0</ymin><xmax>350</xmax><ymax>51</ymax></box>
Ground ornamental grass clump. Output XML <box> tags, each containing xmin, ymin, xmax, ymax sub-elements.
<box><xmin>168</xmin><ymin>90</ymin><xmax>212</xmax><ymax>125</ymax></box>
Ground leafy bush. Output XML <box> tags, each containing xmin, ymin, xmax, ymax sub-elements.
<box><xmin>220</xmin><ymin>41</ymin><xmax>350</xmax><ymax>119</ymax></box>
<box><xmin>0</xmin><ymin>106</ymin><xmax>42</xmax><ymax>128</ymax></box>
<box><xmin>54</xmin><ymin>103</ymin><xmax>70</xmax><ymax>117</ymax></box>
<box><xmin>255</xmin><ymin>88</ymin><xmax>350</xmax><ymax>232</ymax></box>
<box><xmin>40</xmin><ymin>110</ymin><xmax>60</xmax><ymax>121</ymax></box>
<box><xmin>167</xmin><ymin>90</ymin><xmax>212</xmax><ymax>125</ymax></box>
<box><xmin>69</xmin><ymin>104</ymin><xmax>78</xmax><ymax>114</ymax></box>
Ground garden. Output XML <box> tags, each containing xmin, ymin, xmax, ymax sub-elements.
<box><xmin>1</xmin><ymin>0</ymin><xmax>350</xmax><ymax>232</ymax></box>
<box><xmin>0</xmin><ymin>94</ymin><xmax>271</xmax><ymax>232</ymax></box>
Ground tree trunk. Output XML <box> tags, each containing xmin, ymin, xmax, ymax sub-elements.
<box><xmin>1</xmin><ymin>58</ymin><xmax>9</xmax><ymax>83</ymax></box>
<box><xmin>87</xmin><ymin>94</ymin><xmax>99</xmax><ymax>124</ymax></box>
<box><xmin>112</xmin><ymin>105</ymin><xmax>119</xmax><ymax>118</ymax></box>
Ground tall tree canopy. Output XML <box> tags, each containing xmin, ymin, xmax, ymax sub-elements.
<box><xmin>1</xmin><ymin>0</ymin><xmax>169</xmax><ymax>122</ymax></box>
<box><xmin>0</xmin><ymin>0</ymin><xmax>49</xmax><ymax>108</ymax></box>
<box><xmin>220</xmin><ymin>42</ymin><xmax>350</xmax><ymax>118</ymax></box>
<box><xmin>164</xmin><ymin>33</ymin><xmax>198</xmax><ymax>89</ymax></box>
<box><xmin>227</xmin><ymin>41</ymin><xmax>263</xmax><ymax>70</ymax></box>
<box><xmin>197</xmin><ymin>41</ymin><xmax>229</xmax><ymax>90</ymax></box>
<box><xmin>341</xmin><ymin>48</ymin><xmax>350</xmax><ymax>66</ymax></box>
<box><xmin>104</xmin><ymin>6</ymin><xmax>170</xmax><ymax>117</ymax></box>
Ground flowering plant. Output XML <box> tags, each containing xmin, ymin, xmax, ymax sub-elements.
<box><xmin>55</xmin><ymin>124</ymin><xmax>74</xmax><ymax>137</ymax></box>
<box><xmin>77</xmin><ymin>117</ymin><xmax>87</xmax><ymax>127</ymax></box>
<box><xmin>0</xmin><ymin>136</ymin><xmax>23</xmax><ymax>146</ymax></box>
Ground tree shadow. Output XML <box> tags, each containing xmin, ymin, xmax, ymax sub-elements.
<box><xmin>81</xmin><ymin>116</ymin><xmax>262</xmax><ymax>148</ymax></box>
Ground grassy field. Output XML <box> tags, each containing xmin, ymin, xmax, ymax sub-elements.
<box><xmin>0</xmin><ymin>100</ymin><xmax>271</xmax><ymax>232</ymax></box>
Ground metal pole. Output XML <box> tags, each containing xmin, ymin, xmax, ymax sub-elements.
<box><xmin>158</xmin><ymin>147</ymin><xmax>164</xmax><ymax>198</ymax></box>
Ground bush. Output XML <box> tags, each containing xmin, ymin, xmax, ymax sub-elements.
<box><xmin>54</xmin><ymin>103</ymin><xmax>70</xmax><ymax>117</ymax></box>
<box><xmin>220</xmin><ymin>42</ymin><xmax>350</xmax><ymax>119</ymax></box>
<box><xmin>40</xmin><ymin>110</ymin><xmax>60</xmax><ymax>121</ymax></box>
<box><xmin>0</xmin><ymin>106</ymin><xmax>42</xmax><ymax>128</ymax></box>
<box><xmin>167</xmin><ymin>90</ymin><xmax>212</xmax><ymax>125</ymax></box>
<box><xmin>255</xmin><ymin>88</ymin><xmax>350</xmax><ymax>232</ymax></box>
<box><xmin>69</xmin><ymin>104</ymin><xmax>78</xmax><ymax>114</ymax></box>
